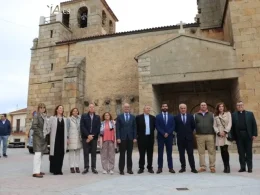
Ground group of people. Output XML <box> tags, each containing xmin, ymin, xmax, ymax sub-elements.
<box><xmin>30</xmin><ymin>100</ymin><xmax>258</xmax><ymax>178</ymax></box>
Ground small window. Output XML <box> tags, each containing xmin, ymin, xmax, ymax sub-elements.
<box><xmin>102</xmin><ymin>10</ymin><xmax>107</xmax><ymax>27</ymax></box>
<box><xmin>109</xmin><ymin>20</ymin><xmax>113</xmax><ymax>33</ymax></box>
<box><xmin>50</xmin><ymin>30</ymin><xmax>53</xmax><ymax>38</ymax></box>
<box><xmin>51</xmin><ymin>63</ymin><xmax>54</xmax><ymax>71</ymax></box>
<box><xmin>52</xmin><ymin>83</ymin><xmax>55</xmax><ymax>88</ymax></box>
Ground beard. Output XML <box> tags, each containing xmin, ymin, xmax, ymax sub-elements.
<box><xmin>162</xmin><ymin>108</ymin><xmax>168</xmax><ymax>112</ymax></box>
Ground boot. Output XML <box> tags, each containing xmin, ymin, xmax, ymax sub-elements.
<box><xmin>226</xmin><ymin>165</ymin><xmax>230</xmax><ymax>173</ymax></box>
<box><xmin>223</xmin><ymin>165</ymin><xmax>227</xmax><ymax>173</ymax></box>
<box><xmin>70</xmin><ymin>168</ymin><xmax>75</xmax><ymax>173</ymax></box>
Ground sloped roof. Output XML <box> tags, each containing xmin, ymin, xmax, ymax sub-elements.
<box><xmin>56</xmin><ymin>23</ymin><xmax>199</xmax><ymax>45</ymax></box>
<box><xmin>135</xmin><ymin>34</ymin><xmax>232</xmax><ymax>60</ymax></box>
<box><xmin>9</xmin><ymin>108</ymin><xmax>27</xmax><ymax>115</ymax></box>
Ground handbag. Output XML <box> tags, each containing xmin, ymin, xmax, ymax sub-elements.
<box><xmin>218</xmin><ymin>116</ymin><xmax>233</xmax><ymax>141</ymax></box>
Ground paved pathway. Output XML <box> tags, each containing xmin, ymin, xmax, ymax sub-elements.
<box><xmin>0</xmin><ymin>148</ymin><xmax>260</xmax><ymax>195</ymax></box>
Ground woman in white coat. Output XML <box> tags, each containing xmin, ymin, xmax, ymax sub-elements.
<box><xmin>67</xmin><ymin>108</ymin><xmax>82</xmax><ymax>173</ymax></box>
<box><xmin>44</xmin><ymin>105</ymin><xmax>68</xmax><ymax>175</ymax></box>
<box><xmin>213</xmin><ymin>102</ymin><xmax>232</xmax><ymax>173</ymax></box>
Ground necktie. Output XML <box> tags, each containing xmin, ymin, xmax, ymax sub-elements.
<box><xmin>164</xmin><ymin>113</ymin><xmax>167</xmax><ymax>124</ymax></box>
<box><xmin>182</xmin><ymin>114</ymin><xmax>186</xmax><ymax>124</ymax></box>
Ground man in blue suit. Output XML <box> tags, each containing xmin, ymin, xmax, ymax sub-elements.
<box><xmin>116</xmin><ymin>103</ymin><xmax>137</xmax><ymax>175</ymax></box>
<box><xmin>174</xmin><ymin>104</ymin><xmax>198</xmax><ymax>173</ymax></box>
<box><xmin>156</xmin><ymin>103</ymin><xmax>175</xmax><ymax>174</ymax></box>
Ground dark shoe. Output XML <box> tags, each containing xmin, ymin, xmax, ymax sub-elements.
<box><xmin>120</xmin><ymin>171</ymin><xmax>125</xmax><ymax>175</ymax></box>
<box><xmin>3</xmin><ymin>154</ymin><xmax>7</xmax><ymax>158</ymax></box>
<box><xmin>82</xmin><ymin>168</ymin><xmax>89</xmax><ymax>175</ymax></box>
<box><xmin>179</xmin><ymin>168</ymin><xmax>186</xmax><ymax>173</ymax></box>
<box><xmin>75</xmin><ymin>167</ymin><xmax>80</xmax><ymax>173</ymax></box>
<box><xmin>138</xmin><ymin>169</ymin><xmax>144</xmax><ymax>174</ymax></box>
<box><xmin>223</xmin><ymin>165</ymin><xmax>227</xmax><ymax>173</ymax></box>
<box><xmin>238</xmin><ymin>168</ymin><xmax>246</xmax><ymax>172</ymax></box>
<box><xmin>92</xmin><ymin>168</ymin><xmax>98</xmax><ymax>174</ymax></box>
<box><xmin>127</xmin><ymin>170</ymin><xmax>133</xmax><ymax>174</ymax></box>
<box><xmin>157</xmin><ymin>168</ymin><xmax>162</xmax><ymax>174</ymax></box>
<box><xmin>169</xmin><ymin>169</ymin><xmax>175</xmax><ymax>173</ymax></box>
<box><xmin>70</xmin><ymin>168</ymin><xmax>75</xmax><ymax>173</ymax></box>
<box><xmin>40</xmin><ymin>172</ymin><xmax>45</xmax><ymax>175</ymax></box>
<box><xmin>59</xmin><ymin>172</ymin><xmax>63</xmax><ymax>175</ymax></box>
<box><xmin>148</xmin><ymin>169</ymin><xmax>154</xmax><ymax>174</ymax></box>
<box><xmin>32</xmin><ymin>174</ymin><xmax>43</xmax><ymax>178</ymax></box>
<box><xmin>226</xmin><ymin>165</ymin><xmax>230</xmax><ymax>173</ymax></box>
<box><xmin>191</xmin><ymin>169</ymin><xmax>198</xmax><ymax>173</ymax></box>
<box><xmin>248</xmin><ymin>169</ymin><xmax>252</xmax><ymax>173</ymax></box>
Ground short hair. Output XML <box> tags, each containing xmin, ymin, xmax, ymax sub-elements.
<box><xmin>215</xmin><ymin>102</ymin><xmax>228</xmax><ymax>116</ymax></box>
<box><xmin>161</xmin><ymin>102</ymin><xmax>168</xmax><ymax>106</ymax></box>
<box><xmin>200</xmin><ymin>102</ymin><xmax>207</xmax><ymax>106</ymax></box>
<box><xmin>1</xmin><ymin>114</ymin><xmax>7</xmax><ymax>118</ymax></box>
<box><xmin>237</xmin><ymin>100</ymin><xmax>243</xmax><ymax>104</ymax></box>
<box><xmin>37</xmin><ymin>103</ymin><xmax>47</xmax><ymax>113</ymax></box>
<box><xmin>179</xmin><ymin>103</ymin><xmax>187</xmax><ymax>109</ymax></box>
<box><xmin>123</xmin><ymin>103</ymin><xmax>130</xmax><ymax>107</ymax></box>
<box><xmin>102</xmin><ymin>112</ymin><xmax>113</xmax><ymax>121</ymax></box>
<box><xmin>70</xmin><ymin>108</ymin><xmax>79</xmax><ymax>116</ymax></box>
<box><xmin>54</xmin><ymin>105</ymin><xmax>64</xmax><ymax>116</ymax></box>
<box><xmin>89</xmin><ymin>103</ymin><xmax>95</xmax><ymax>107</ymax></box>
<box><xmin>143</xmin><ymin>105</ymin><xmax>150</xmax><ymax>109</ymax></box>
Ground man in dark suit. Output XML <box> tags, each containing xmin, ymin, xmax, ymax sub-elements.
<box><xmin>174</xmin><ymin>104</ymin><xmax>198</xmax><ymax>173</ymax></box>
<box><xmin>156</xmin><ymin>103</ymin><xmax>175</xmax><ymax>174</ymax></box>
<box><xmin>80</xmin><ymin>103</ymin><xmax>101</xmax><ymax>174</ymax></box>
<box><xmin>231</xmin><ymin>101</ymin><xmax>258</xmax><ymax>173</ymax></box>
<box><xmin>136</xmin><ymin>105</ymin><xmax>156</xmax><ymax>174</ymax></box>
<box><xmin>116</xmin><ymin>103</ymin><xmax>137</xmax><ymax>175</ymax></box>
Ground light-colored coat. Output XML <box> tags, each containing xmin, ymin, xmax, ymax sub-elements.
<box><xmin>67</xmin><ymin>116</ymin><xmax>82</xmax><ymax>150</ymax></box>
<box><xmin>213</xmin><ymin>112</ymin><xmax>232</xmax><ymax>146</ymax></box>
<box><xmin>44</xmin><ymin>116</ymin><xmax>68</xmax><ymax>156</ymax></box>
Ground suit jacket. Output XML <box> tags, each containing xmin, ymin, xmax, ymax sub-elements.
<box><xmin>116</xmin><ymin>113</ymin><xmax>137</xmax><ymax>140</ymax></box>
<box><xmin>231</xmin><ymin>110</ymin><xmax>258</xmax><ymax>140</ymax></box>
<box><xmin>80</xmin><ymin>113</ymin><xmax>101</xmax><ymax>140</ymax></box>
<box><xmin>174</xmin><ymin>114</ymin><xmax>195</xmax><ymax>141</ymax></box>
<box><xmin>136</xmin><ymin>114</ymin><xmax>156</xmax><ymax>140</ymax></box>
<box><xmin>156</xmin><ymin>113</ymin><xmax>175</xmax><ymax>139</ymax></box>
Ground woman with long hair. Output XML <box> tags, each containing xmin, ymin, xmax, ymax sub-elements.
<box><xmin>100</xmin><ymin>112</ymin><xmax>116</xmax><ymax>174</ymax></box>
<box><xmin>67</xmin><ymin>108</ymin><xmax>82</xmax><ymax>173</ymax></box>
<box><xmin>32</xmin><ymin>103</ymin><xmax>48</xmax><ymax>178</ymax></box>
<box><xmin>213</xmin><ymin>102</ymin><xmax>232</xmax><ymax>173</ymax></box>
<box><xmin>45</xmin><ymin>105</ymin><xmax>68</xmax><ymax>175</ymax></box>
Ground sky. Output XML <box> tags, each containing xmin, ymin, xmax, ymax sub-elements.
<box><xmin>0</xmin><ymin>0</ymin><xmax>197</xmax><ymax>113</ymax></box>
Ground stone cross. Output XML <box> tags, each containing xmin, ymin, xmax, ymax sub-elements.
<box><xmin>178</xmin><ymin>21</ymin><xmax>185</xmax><ymax>34</ymax></box>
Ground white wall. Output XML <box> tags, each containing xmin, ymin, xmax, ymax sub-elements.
<box><xmin>12</xmin><ymin>114</ymin><xmax>27</xmax><ymax>132</ymax></box>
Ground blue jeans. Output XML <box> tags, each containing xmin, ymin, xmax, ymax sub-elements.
<box><xmin>0</xmin><ymin>136</ymin><xmax>9</xmax><ymax>155</ymax></box>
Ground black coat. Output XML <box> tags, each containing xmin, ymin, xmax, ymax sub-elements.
<box><xmin>231</xmin><ymin>111</ymin><xmax>258</xmax><ymax>140</ymax></box>
<box><xmin>80</xmin><ymin>113</ymin><xmax>101</xmax><ymax>140</ymax></box>
<box><xmin>174</xmin><ymin>114</ymin><xmax>195</xmax><ymax>141</ymax></box>
<box><xmin>136</xmin><ymin>114</ymin><xmax>156</xmax><ymax>140</ymax></box>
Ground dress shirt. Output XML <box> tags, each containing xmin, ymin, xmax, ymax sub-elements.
<box><xmin>144</xmin><ymin>114</ymin><xmax>150</xmax><ymax>135</ymax></box>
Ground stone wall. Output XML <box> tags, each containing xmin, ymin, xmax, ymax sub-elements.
<box><xmin>62</xmin><ymin>57</ymin><xmax>86</xmax><ymax>116</ymax></box>
<box><xmin>198</xmin><ymin>0</ymin><xmax>227</xmax><ymax>29</ymax></box>
<box><xmin>68</xmin><ymin>28</ymin><xmax>200</xmax><ymax>117</ymax></box>
<box><xmin>229</xmin><ymin>0</ymin><xmax>260</xmax><ymax>151</ymax></box>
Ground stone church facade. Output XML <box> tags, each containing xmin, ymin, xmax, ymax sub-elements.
<box><xmin>27</xmin><ymin>0</ymin><xmax>260</xmax><ymax>150</ymax></box>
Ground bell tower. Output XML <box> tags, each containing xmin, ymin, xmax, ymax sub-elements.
<box><xmin>60</xmin><ymin>0</ymin><xmax>118</xmax><ymax>39</ymax></box>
